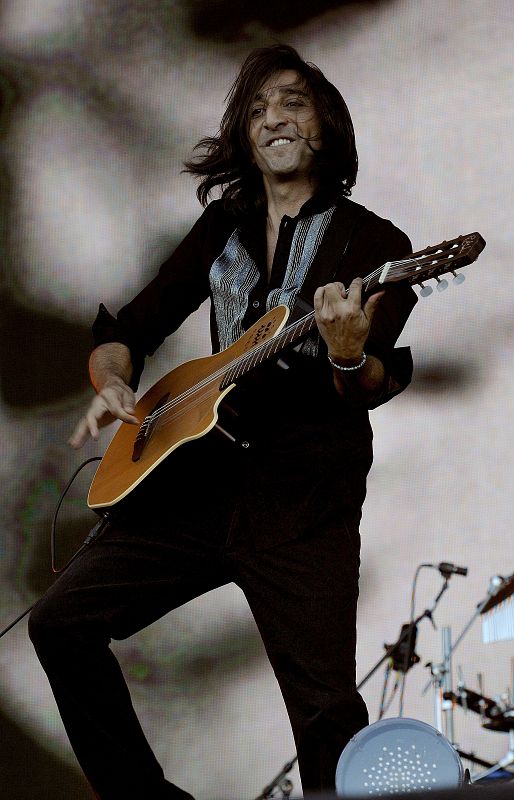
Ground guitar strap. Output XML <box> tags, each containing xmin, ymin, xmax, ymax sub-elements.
<box><xmin>288</xmin><ymin>197</ymin><xmax>366</xmax><ymax>323</ymax></box>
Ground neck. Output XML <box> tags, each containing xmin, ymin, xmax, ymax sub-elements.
<box><xmin>263</xmin><ymin>174</ymin><xmax>318</xmax><ymax>227</ymax></box>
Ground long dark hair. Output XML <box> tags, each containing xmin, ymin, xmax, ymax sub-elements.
<box><xmin>184</xmin><ymin>44</ymin><xmax>358</xmax><ymax>217</ymax></box>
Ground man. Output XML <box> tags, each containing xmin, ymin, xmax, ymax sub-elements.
<box><xmin>29</xmin><ymin>45</ymin><xmax>417</xmax><ymax>799</ymax></box>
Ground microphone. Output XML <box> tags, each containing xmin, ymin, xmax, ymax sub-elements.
<box><xmin>435</xmin><ymin>561</ymin><xmax>468</xmax><ymax>577</ymax></box>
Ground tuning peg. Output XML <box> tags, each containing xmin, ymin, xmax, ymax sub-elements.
<box><xmin>419</xmin><ymin>283</ymin><xmax>433</xmax><ymax>297</ymax></box>
<box><xmin>436</xmin><ymin>277</ymin><xmax>449</xmax><ymax>292</ymax></box>
<box><xmin>452</xmin><ymin>271</ymin><xmax>465</xmax><ymax>285</ymax></box>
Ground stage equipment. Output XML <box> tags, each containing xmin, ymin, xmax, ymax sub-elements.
<box><xmin>335</xmin><ymin>718</ymin><xmax>464</xmax><ymax>797</ymax></box>
<box><xmin>481</xmin><ymin>574</ymin><xmax>514</xmax><ymax>643</ymax></box>
<box><xmin>444</xmin><ymin>670</ymin><xmax>514</xmax><ymax>781</ymax></box>
<box><xmin>426</xmin><ymin>626</ymin><xmax>456</xmax><ymax>744</ymax></box>
<box><xmin>253</xmin><ymin>757</ymin><xmax>297</xmax><ymax>800</ymax></box>
<box><xmin>364</xmin><ymin>560</ymin><xmax>466</xmax><ymax>722</ymax></box>
<box><xmin>421</xmin><ymin>575</ymin><xmax>508</xmax><ymax>713</ymax></box>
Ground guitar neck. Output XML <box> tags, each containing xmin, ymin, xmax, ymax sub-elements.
<box><xmin>219</xmin><ymin>229</ymin><xmax>485</xmax><ymax>387</ymax></box>
<box><xmin>221</xmin><ymin>270</ymin><xmax>385</xmax><ymax>387</ymax></box>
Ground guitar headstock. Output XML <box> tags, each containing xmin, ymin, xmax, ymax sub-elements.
<box><xmin>376</xmin><ymin>232</ymin><xmax>486</xmax><ymax>296</ymax></box>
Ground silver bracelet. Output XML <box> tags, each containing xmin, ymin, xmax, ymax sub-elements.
<box><xmin>328</xmin><ymin>352</ymin><xmax>367</xmax><ymax>371</ymax></box>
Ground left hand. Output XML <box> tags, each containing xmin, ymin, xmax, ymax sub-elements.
<box><xmin>314</xmin><ymin>277</ymin><xmax>384</xmax><ymax>362</ymax></box>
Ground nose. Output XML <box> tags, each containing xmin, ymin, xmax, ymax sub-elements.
<box><xmin>264</xmin><ymin>102</ymin><xmax>287</xmax><ymax>130</ymax></box>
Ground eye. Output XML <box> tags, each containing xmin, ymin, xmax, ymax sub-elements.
<box><xmin>250</xmin><ymin>106</ymin><xmax>265</xmax><ymax>118</ymax></box>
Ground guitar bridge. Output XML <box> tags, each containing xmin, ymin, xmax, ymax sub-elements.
<box><xmin>131</xmin><ymin>392</ymin><xmax>170</xmax><ymax>462</ymax></box>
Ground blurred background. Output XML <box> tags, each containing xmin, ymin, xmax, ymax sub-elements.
<box><xmin>0</xmin><ymin>1</ymin><xmax>513</xmax><ymax>797</ymax></box>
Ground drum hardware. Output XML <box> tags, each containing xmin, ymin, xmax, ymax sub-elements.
<box><xmin>369</xmin><ymin>572</ymin><xmax>514</xmax><ymax>783</ymax></box>
<box><xmin>425</xmin><ymin>626</ymin><xmax>457</xmax><ymax>743</ymax></box>
<box><xmin>443</xmin><ymin>685</ymin><xmax>497</xmax><ymax>723</ymax></box>
<box><xmin>437</xmin><ymin>614</ymin><xmax>514</xmax><ymax>782</ymax></box>
<box><xmin>362</xmin><ymin>572</ymin><xmax>514</xmax><ymax>786</ymax></box>
<box><xmin>254</xmin><ymin>573</ymin><xmax>513</xmax><ymax>796</ymax></box>
<box><xmin>455</xmin><ymin>749</ymin><xmax>495</xmax><ymax>770</ymax></box>
<box><xmin>449</xmin><ymin>686</ymin><xmax>514</xmax><ymax>781</ymax></box>
<box><xmin>335</xmin><ymin>717</ymin><xmax>465</xmax><ymax>797</ymax></box>
<box><xmin>472</xmin><ymin>730</ymin><xmax>514</xmax><ymax>782</ymax></box>
<box><xmin>421</xmin><ymin>574</ymin><xmax>509</xmax><ymax>708</ymax></box>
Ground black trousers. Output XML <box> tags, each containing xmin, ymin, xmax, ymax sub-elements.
<box><xmin>29</xmin><ymin>432</ymin><xmax>369</xmax><ymax>799</ymax></box>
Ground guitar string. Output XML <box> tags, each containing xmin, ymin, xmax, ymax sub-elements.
<box><xmin>148</xmin><ymin>304</ymin><xmax>320</xmax><ymax>436</ymax></box>
<box><xmin>137</xmin><ymin>250</ymin><xmax>461</xmax><ymax>436</ymax></box>
<box><xmin>137</xmin><ymin>252</ymin><xmax>453</xmax><ymax>439</ymax></box>
<box><xmin>143</xmin><ymin>250</ymin><xmax>458</xmax><ymax>434</ymax></box>
<box><xmin>138</xmin><ymin>258</ymin><xmax>403</xmax><ymax>428</ymax></box>
<box><xmin>146</xmin><ymin>311</ymin><xmax>315</xmax><ymax>441</ymax></box>
<box><xmin>139</xmin><ymin>305</ymin><xmax>316</xmax><ymax>434</ymax></box>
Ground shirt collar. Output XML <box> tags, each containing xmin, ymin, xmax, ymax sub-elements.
<box><xmin>238</xmin><ymin>186</ymin><xmax>343</xmax><ymax>261</ymax></box>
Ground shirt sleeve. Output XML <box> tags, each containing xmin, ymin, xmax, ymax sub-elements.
<box><xmin>341</xmin><ymin>213</ymin><xmax>418</xmax><ymax>409</ymax></box>
<box><xmin>91</xmin><ymin>201</ymin><xmax>227</xmax><ymax>390</ymax></box>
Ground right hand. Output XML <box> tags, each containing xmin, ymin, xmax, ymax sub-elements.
<box><xmin>69</xmin><ymin>377</ymin><xmax>139</xmax><ymax>449</ymax></box>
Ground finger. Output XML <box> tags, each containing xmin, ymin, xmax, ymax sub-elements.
<box><xmin>313</xmin><ymin>285</ymin><xmax>326</xmax><ymax>312</ymax></box>
<box><xmin>116</xmin><ymin>408</ymin><xmax>140</xmax><ymax>425</ymax></box>
<box><xmin>345</xmin><ymin>277</ymin><xmax>363</xmax><ymax>306</ymax></box>
<box><xmin>331</xmin><ymin>281</ymin><xmax>346</xmax><ymax>296</ymax></box>
<box><xmin>363</xmin><ymin>290</ymin><xmax>385</xmax><ymax>320</ymax></box>
<box><xmin>101</xmin><ymin>400</ymin><xmax>139</xmax><ymax>426</ymax></box>
<box><xmin>314</xmin><ymin>282</ymin><xmax>347</xmax><ymax>308</ymax></box>
<box><xmin>101</xmin><ymin>387</ymin><xmax>139</xmax><ymax>424</ymax></box>
<box><xmin>323</xmin><ymin>282</ymin><xmax>347</xmax><ymax>299</ymax></box>
<box><xmin>86</xmin><ymin>408</ymin><xmax>101</xmax><ymax>441</ymax></box>
<box><xmin>68</xmin><ymin>417</ymin><xmax>90</xmax><ymax>449</ymax></box>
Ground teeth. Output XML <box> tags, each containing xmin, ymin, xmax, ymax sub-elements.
<box><xmin>269</xmin><ymin>138</ymin><xmax>292</xmax><ymax>147</ymax></box>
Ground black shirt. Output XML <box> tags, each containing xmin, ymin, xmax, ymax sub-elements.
<box><xmin>93</xmin><ymin>192</ymin><xmax>416</xmax><ymax>396</ymax></box>
<box><xmin>92</xmin><ymin>192</ymin><xmax>418</xmax><ymax>546</ymax></box>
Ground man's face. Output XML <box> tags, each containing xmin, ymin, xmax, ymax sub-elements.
<box><xmin>248</xmin><ymin>69</ymin><xmax>322</xmax><ymax>183</ymax></box>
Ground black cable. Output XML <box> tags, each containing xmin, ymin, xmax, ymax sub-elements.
<box><xmin>0</xmin><ymin>456</ymin><xmax>106</xmax><ymax>640</ymax></box>
<box><xmin>51</xmin><ymin>456</ymin><xmax>101</xmax><ymax>573</ymax></box>
<box><xmin>378</xmin><ymin>662</ymin><xmax>401</xmax><ymax>720</ymax></box>
<box><xmin>378</xmin><ymin>661</ymin><xmax>391</xmax><ymax>720</ymax></box>
<box><xmin>398</xmin><ymin>563</ymin><xmax>432</xmax><ymax>716</ymax></box>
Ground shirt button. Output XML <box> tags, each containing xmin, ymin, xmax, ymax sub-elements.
<box><xmin>252</xmin><ymin>300</ymin><xmax>260</xmax><ymax>308</ymax></box>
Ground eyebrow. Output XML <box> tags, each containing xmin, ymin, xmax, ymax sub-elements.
<box><xmin>253</xmin><ymin>84</ymin><xmax>310</xmax><ymax>102</ymax></box>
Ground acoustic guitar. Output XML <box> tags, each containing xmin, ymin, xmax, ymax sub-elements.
<box><xmin>88</xmin><ymin>232</ymin><xmax>485</xmax><ymax>509</ymax></box>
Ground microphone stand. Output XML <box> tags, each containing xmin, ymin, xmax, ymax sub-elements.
<box><xmin>253</xmin><ymin>757</ymin><xmax>297</xmax><ymax>800</ymax></box>
<box><xmin>357</xmin><ymin>575</ymin><xmax>450</xmax><ymax>692</ymax></box>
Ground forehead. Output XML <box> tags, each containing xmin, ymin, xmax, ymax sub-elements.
<box><xmin>253</xmin><ymin>69</ymin><xmax>310</xmax><ymax>101</ymax></box>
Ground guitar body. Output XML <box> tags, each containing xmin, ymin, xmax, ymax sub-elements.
<box><xmin>87</xmin><ymin>304</ymin><xmax>290</xmax><ymax>508</ymax></box>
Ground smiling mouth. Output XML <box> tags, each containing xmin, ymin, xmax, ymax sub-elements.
<box><xmin>267</xmin><ymin>138</ymin><xmax>294</xmax><ymax>147</ymax></box>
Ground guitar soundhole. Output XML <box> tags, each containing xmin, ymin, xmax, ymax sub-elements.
<box><xmin>246</xmin><ymin>320</ymin><xmax>275</xmax><ymax>350</ymax></box>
